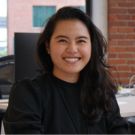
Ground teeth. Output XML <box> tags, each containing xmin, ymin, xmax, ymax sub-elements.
<box><xmin>64</xmin><ymin>58</ymin><xmax>80</xmax><ymax>63</ymax></box>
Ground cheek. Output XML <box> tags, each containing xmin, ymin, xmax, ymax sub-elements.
<box><xmin>49</xmin><ymin>43</ymin><xmax>57</xmax><ymax>55</ymax></box>
<box><xmin>81</xmin><ymin>46</ymin><xmax>91</xmax><ymax>60</ymax></box>
<box><xmin>50</xmin><ymin>43</ymin><xmax>65</xmax><ymax>57</ymax></box>
<box><xmin>50</xmin><ymin>49</ymin><xmax>58</xmax><ymax>58</ymax></box>
<box><xmin>50</xmin><ymin>46</ymin><xmax>62</xmax><ymax>60</ymax></box>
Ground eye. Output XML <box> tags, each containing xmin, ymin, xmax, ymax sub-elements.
<box><xmin>58</xmin><ymin>39</ymin><xmax>67</xmax><ymax>43</ymax></box>
<box><xmin>77</xmin><ymin>40</ymin><xmax>87</xmax><ymax>44</ymax></box>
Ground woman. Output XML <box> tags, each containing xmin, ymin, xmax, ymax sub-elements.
<box><xmin>3</xmin><ymin>6</ymin><xmax>129</xmax><ymax>134</ymax></box>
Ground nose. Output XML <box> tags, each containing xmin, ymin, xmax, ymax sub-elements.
<box><xmin>66</xmin><ymin>42</ymin><xmax>78</xmax><ymax>53</ymax></box>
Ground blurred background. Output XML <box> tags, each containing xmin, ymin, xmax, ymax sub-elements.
<box><xmin>0</xmin><ymin>0</ymin><xmax>135</xmax><ymax>86</ymax></box>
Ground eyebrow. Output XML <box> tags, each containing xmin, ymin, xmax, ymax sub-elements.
<box><xmin>55</xmin><ymin>35</ymin><xmax>69</xmax><ymax>39</ymax></box>
<box><xmin>76</xmin><ymin>36</ymin><xmax>89</xmax><ymax>40</ymax></box>
<box><xmin>55</xmin><ymin>35</ymin><xmax>89</xmax><ymax>40</ymax></box>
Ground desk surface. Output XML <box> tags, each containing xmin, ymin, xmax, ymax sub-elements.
<box><xmin>117</xmin><ymin>96</ymin><xmax>135</xmax><ymax>117</ymax></box>
<box><xmin>0</xmin><ymin>99</ymin><xmax>8</xmax><ymax>111</ymax></box>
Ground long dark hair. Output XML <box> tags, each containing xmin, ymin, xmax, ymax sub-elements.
<box><xmin>37</xmin><ymin>6</ymin><xmax>118</xmax><ymax>122</ymax></box>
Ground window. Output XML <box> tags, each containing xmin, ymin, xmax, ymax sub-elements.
<box><xmin>33</xmin><ymin>6</ymin><xmax>56</xmax><ymax>27</ymax></box>
<box><xmin>0</xmin><ymin>0</ymin><xmax>7</xmax><ymax>57</ymax></box>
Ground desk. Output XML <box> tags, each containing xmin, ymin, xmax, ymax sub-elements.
<box><xmin>0</xmin><ymin>99</ymin><xmax>8</xmax><ymax>111</ymax></box>
<box><xmin>117</xmin><ymin>96</ymin><xmax>135</xmax><ymax>117</ymax></box>
<box><xmin>0</xmin><ymin>99</ymin><xmax>8</xmax><ymax>133</ymax></box>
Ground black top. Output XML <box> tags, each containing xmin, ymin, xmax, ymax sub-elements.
<box><xmin>3</xmin><ymin>73</ymin><xmax>129</xmax><ymax>134</ymax></box>
<box><xmin>52</xmin><ymin>75</ymin><xmax>87</xmax><ymax>133</ymax></box>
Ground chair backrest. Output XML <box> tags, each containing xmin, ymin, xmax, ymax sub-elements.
<box><xmin>0</xmin><ymin>55</ymin><xmax>14</xmax><ymax>84</ymax></box>
<box><xmin>0</xmin><ymin>55</ymin><xmax>14</xmax><ymax>99</ymax></box>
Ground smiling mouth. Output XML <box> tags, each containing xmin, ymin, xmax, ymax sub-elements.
<box><xmin>63</xmin><ymin>57</ymin><xmax>81</xmax><ymax>63</ymax></box>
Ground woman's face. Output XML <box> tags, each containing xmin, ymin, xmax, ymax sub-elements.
<box><xmin>47</xmin><ymin>19</ymin><xmax>91</xmax><ymax>82</ymax></box>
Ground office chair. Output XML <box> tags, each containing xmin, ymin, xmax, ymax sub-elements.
<box><xmin>0</xmin><ymin>55</ymin><xmax>14</xmax><ymax>99</ymax></box>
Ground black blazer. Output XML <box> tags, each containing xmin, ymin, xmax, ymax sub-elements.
<box><xmin>3</xmin><ymin>74</ymin><xmax>129</xmax><ymax>134</ymax></box>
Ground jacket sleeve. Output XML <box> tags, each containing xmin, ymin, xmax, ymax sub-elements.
<box><xmin>3</xmin><ymin>79</ymin><xmax>44</xmax><ymax>134</ymax></box>
<box><xmin>106</xmin><ymin>94</ymin><xmax>130</xmax><ymax>134</ymax></box>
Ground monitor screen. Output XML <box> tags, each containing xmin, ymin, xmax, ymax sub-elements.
<box><xmin>14</xmin><ymin>33</ymin><xmax>40</xmax><ymax>81</ymax></box>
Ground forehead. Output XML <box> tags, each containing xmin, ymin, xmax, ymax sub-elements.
<box><xmin>52</xmin><ymin>19</ymin><xmax>90</xmax><ymax>37</ymax></box>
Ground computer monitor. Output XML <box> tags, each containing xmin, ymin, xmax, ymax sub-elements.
<box><xmin>14</xmin><ymin>33</ymin><xmax>40</xmax><ymax>81</ymax></box>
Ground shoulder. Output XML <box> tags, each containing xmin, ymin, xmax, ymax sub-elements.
<box><xmin>10</xmin><ymin>75</ymin><xmax>44</xmax><ymax>97</ymax></box>
<box><xmin>3</xmin><ymin>74</ymin><xmax>52</xmax><ymax>133</ymax></box>
<box><xmin>8</xmin><ymin>73</ymin><xmax>52</xmax><ymax>111</ymax></box>
<box><xmin>11</xmin><ymin>73</ymin><xmax>51</xmax><ymax>95</ymax></box>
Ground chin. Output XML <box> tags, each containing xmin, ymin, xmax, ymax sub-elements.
<box><xmin>64</xmin><ymin>69</ymin><xmax>82</xmax><ymax>75</ymax></box>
